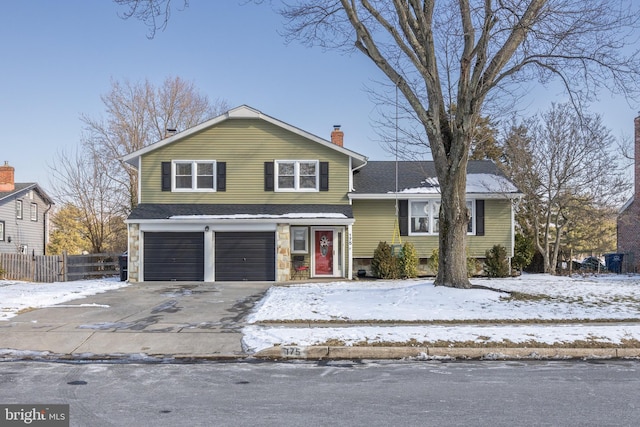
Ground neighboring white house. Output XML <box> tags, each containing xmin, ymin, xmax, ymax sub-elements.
<box><xmin>0</xmin><ymin>162</ymin><xmax>54</xmax><ymax>255</ymax></box>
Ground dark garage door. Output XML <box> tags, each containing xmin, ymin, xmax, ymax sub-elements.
<box><xmin>144</xmin><ymin>232</ymin><xmax>204</xmax><ymax>281</ymax></box>
<box><xmin>215</xmin><ymin>232</ymin><xmax>275</xmax><ymax>281</ymax></box>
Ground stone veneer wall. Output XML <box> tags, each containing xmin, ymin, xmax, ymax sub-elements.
<box><xmin>127</xmin><ymin>223</ymin><xmax>140</xmax><ymax>282</ymax></box>
<box><xmin>276</xmin><ymin>224</ymin><xmax>291</xmax><ymax>281</ymax></box>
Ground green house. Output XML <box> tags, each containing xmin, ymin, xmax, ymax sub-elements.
<box><xmin>122</xmin><ymin>105</ymin><xmax>521</xmax><ymax>282</ymax></box>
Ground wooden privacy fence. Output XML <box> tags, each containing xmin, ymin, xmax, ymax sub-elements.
<box><xmin>0</xmin><ymin>252</ymin><xmax>123</xmax><ymax>283</ymax></box>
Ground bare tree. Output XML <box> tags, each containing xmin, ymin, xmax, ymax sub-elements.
<box><xmin>48</xmin><ymin>148</ymin><xmax>127</xmax><ymax>254</ymax></box>
<box><xmin>81</xmin><ymin>76</ymin><xmax>229</xmax><ymax>212</ymax></box>
<box><xmin>114</xmin><ymin>0</ymin><xmax>640</xmax><ymax>288</ymax></box>
<box><xmin>502</xmin><ymin>103</ymin><xmax>630</xmax><ymax>273</ymax></box>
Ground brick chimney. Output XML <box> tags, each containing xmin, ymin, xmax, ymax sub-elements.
<box><xmin>331</xmin><ymin>125</ymin><xmax>344</xmax><ymax>147</ymax></box>
<box><xmin>0</xmin><ymin>161</ymin><xmax>15</xmax><ymax>192</ymax></box>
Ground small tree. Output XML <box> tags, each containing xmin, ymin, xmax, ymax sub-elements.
<box><xmin>428</xmin><ymin>248</ymin><xmax>439</xmax><ymax>276</ymax></box>
<box><xmin>512</xmin><ymin>233</ymin><xmax>535</xmax><ymax>273</ymax></box>
<box><xmin>399</xmin><ymin>242</ymin><xmax>419</xmax><ymax>278</ymax></box>
<box><xmin>484</xmin><ymin>245</ymin><xmax>510</xmax><ymax>278</ymax></box>
<box><xmin>372</xmin><ymin>241</ymin><xmax>400</xmax><ymax>279</ymax></box>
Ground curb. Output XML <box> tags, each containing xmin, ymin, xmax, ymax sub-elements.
<box><xmin>252</xmin><ymin>346</ymin><xmax>640</xmax><ymax>360</ymax></box>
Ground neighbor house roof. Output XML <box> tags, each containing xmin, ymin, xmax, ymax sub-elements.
<box><xmin>350</xmin><ymin>160</ymin><xmax>521</xmax><ymax>199</ymax></box>
<box><xmin>122</xmin><ymin>105</ymin><xmax>368</xmax><ymax>169</ymax></box>
<box><xmin>0</xmin><ymin>183</ymin><xmax>54</xmax><ymax>205</ymax></box>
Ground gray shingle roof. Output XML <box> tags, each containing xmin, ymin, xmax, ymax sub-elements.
<box><xmin>0</xmin><ymin>183</ymin><xmax>54</xmax><ymax>204</ymax></box>
<box><xmin>128</xmin><ymin>204</ymin><xmax>353</xmax><ymax>220</ymax></box>
<box><xmin>353</xmin><ymin>160</ymin><xmax>516</xmax><ymax>194</ymax></box>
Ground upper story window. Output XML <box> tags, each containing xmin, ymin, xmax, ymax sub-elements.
<box><xmin>30</xmin><ymin>203</ymin><xmax>38</xmax><ymax>222</ymax></box>
<box><xmin>16</xmin><ymin>200</ymin><xmax>22</xmax><ymax>219</ymax></box>
<box><xmin>275</xmin><ymin>160</ymin><xmax>319</xmax><ymax>192</ymax></box>
<box><xmin>0</xmin><ymin>221</ymin><xmax>4</xmax><ymax>241</ymax></box>
<box><xmin>173</xmin><ymin>160</ymin><xmax>216</xmax><ymax>191</ymax></box>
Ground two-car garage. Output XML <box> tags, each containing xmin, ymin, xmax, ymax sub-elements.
<box><xmin>142</xmin><ymin>231</ymin><xmax>275</xmax><ymax>281</ymax></box>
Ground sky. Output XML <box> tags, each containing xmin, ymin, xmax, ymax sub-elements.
<box><xmin>2</xmin><ymin>273</ymin><xmax>640</xmax><ymax>358</ymax></box>
<box><xmin>2</xmin><ymin>1</ymin><xmax>639</xmax><ymax>190</ymax></box>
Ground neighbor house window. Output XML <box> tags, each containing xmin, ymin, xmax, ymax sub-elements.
<box><xmin>172</xmin><ymin>160</ymin><xmax>216</xmax><ymax>191</ymax></box>
<box><xmin>30</xmin><ymin>203</ymin><xmax>38</xmax><ymax>222</ymax></box>
<box><xmin>16</xmin><ymin>200</ymin><xmax>22</xmax><ymax>219</ymax></box>
<box><xmin>275</xmin><ymin>160</ymin><xmax>318</xmax><ymax>191</ymax></box>
<box><xmin>0</xmin><ymin>221</ymin><xmax>4</xmax><ymax>241</ymax></box>
<box><xmin>291</xmin><ymin>227</ymin><xmax>308</xmax><ymax>253</ymax></box>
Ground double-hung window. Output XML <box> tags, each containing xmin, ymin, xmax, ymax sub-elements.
<box><xmin>467</xmin><ymin>200</ymin><xmax>475</xmax><ymax>234</ymax></box>
<box><xmin>30</xmin><ymin>203</ymin><xmax>38</xmax><ymax>222</ymax></box>
<box><xmin>16</xmin><ymin>200</ymin><xmax>22</xmax><ymax>219</ymax></box>
<box><xmin>409</xmin><ymin>200</ymin><xmax>440</xmax><ymax>235</ymax></box>
<box><xmin>291</xmin><ymin>227</ymin><xmax>308</xmax><ymax>253</ymax></box>
<box><xmin>275</xmin><ymin>160</ymin><xmax>318</xmax><ymax>191</ymax></box>
<box><xmin>172</xmin><ymin>160</ymin><xmax>216</xmax><ymax>191</ymax></box>
<box><xmin>405</xmin><ymin>199</ymin><xmax>480</xmax><ymax>237</ymax></box>
<box><xmin>0</xmin><ymin>221</ymin><xmax>4</xmax><ymax>241</ymax></box>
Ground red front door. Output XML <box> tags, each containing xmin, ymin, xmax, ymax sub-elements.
<box><xmin>314</xmin><ymin>230</ymin><xmax>333</xmax><ymax>275</ymax></box>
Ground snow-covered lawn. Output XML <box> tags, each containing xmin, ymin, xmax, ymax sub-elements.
<box><xmin>243</xmin><ymin>273</ymin><xmax>640</xmax><ymax>353</ymax></box>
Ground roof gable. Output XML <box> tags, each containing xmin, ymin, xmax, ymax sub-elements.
<box><xmin>0</xmin><ymin>183</ymin><xmax>54</xmax><ymax>205</ymax></box>
<box><xmin>122</xmin><ymin>105</ymin><xmax>367</xmax><ymax>169</ymax></box>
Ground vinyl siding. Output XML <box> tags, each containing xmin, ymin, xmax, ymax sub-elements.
<box><xmin>140</xmin><ymin>119</ymin><xmax>351</xmax><ymax>205</ymax></box>
<box><xmin>352</xmin><ymin>198</ymin><xmax>514</xmax><ymax>258</ymax></box>
<box><xmin>0</xmin><ymin>190</ymin><xmax>50</xmax><ymax>255</ymax></box>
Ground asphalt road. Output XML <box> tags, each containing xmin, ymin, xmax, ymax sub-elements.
<box><xmin>1</xmin><ymin>360</ymin><xmax>638</xmax><ymax>426</ymax></box>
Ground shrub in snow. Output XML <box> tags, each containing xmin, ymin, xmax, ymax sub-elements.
<box><xmin>372</xmin><ymin>241</ymin><xmax>400</xmax><ymax>279</ymax></box>
<box><xmin>400</xmin><ymin>242</ymin><xmax>419</xmax><ymax>278</ymax></box>
<box><xmin>512</xmin><ymin>233</ymin><xmax>534</xmax><ymax>272</ymax></box>
<box><xmin>427</xmin><ymin>248</ymin><xmax>477</xmax><ymax>277</ymax></box>
<box><xmin>467</xmin><ymin>252</ymin><xmax>481</xmax><ymax>278</ymax></box>
<box><xmin>428</xmin><ymin>248</ymin><xmax>439</xmax><ymax>275</ymax></box>
<box><xmin>484</xmin><ymin>244</ymin><xmax>510</xmax><ymax>277</ymax></box>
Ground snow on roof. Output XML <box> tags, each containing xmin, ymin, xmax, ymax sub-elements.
<box><xmin>394</xmin><ymin>174</ymin><xmax>519</xmax><ymax>194</ymax></box>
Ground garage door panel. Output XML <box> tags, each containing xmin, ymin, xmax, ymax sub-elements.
<box><xmin>144</xmin><ymin>232</ymin><xmax>204</xmax><ymax>281</ymax></box>
<box><xmin>215</xmin><ymin>232</ymin><xmax>275</xmax><ymax>281</ymax></box>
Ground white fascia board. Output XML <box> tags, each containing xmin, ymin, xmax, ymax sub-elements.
<box><xmin>348</xmin><ymin>192</ymin><xmax>523</xmax><ymax>200</ymax></box>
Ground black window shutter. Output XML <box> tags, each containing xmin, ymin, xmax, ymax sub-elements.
<box><xmin>161</xmin><ymin>162</ymin><xmax>171</xmax><ymax>191</ymax></box>
<box><xmin>264</xmin><ymin>162</ymin><xmax>274</xmax><ymax>191</ymax></box>
<box><xmin>476</xmin><ymin>200</ymin><xmax>485</xmax><ymax>236</ymax></box>
<box><xmin>319</xmin><ymin>162</ymin><xmax>329</xmax><ymax>191</ymax></box>
<box><xmin>216</xmin><ymin>162</ymin><xmax>226</xmax><ymax>191</ymax></box>
<box><xmin>399</xmin><ymin>200</ymin><xmax>408</xmax><ymax>236</ymax></box>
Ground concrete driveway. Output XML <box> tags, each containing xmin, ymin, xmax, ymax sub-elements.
<box><xmin>0</xmin><ymin>281</ymin><xmax>272</xmax><ymax>360</ymax></box>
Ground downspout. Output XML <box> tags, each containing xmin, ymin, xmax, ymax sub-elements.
<box><xmin>43</xmin><ymin>202</ymin><xmax>53</xmax><ymax>255</ymax></box>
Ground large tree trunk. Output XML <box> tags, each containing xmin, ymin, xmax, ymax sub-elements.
<box><xmin>435</xmin><ymin>164</ymin><xmax>471</xmax><ymax>288</ymax></box>
<box><xmin>433</xmin><ymin>125</ymin><xmax>472</xmax><ymax>288</ymax></box>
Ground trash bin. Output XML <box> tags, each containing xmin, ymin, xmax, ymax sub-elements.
<box><xmin>118</xmin><ymin>252</ymin><xmax>128</xmax><ymax>281</ymax></box>
<box><xmin>605</xmin><ymin>253</ymin><xmax>624</xmax><ymax>274</ymax></box>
